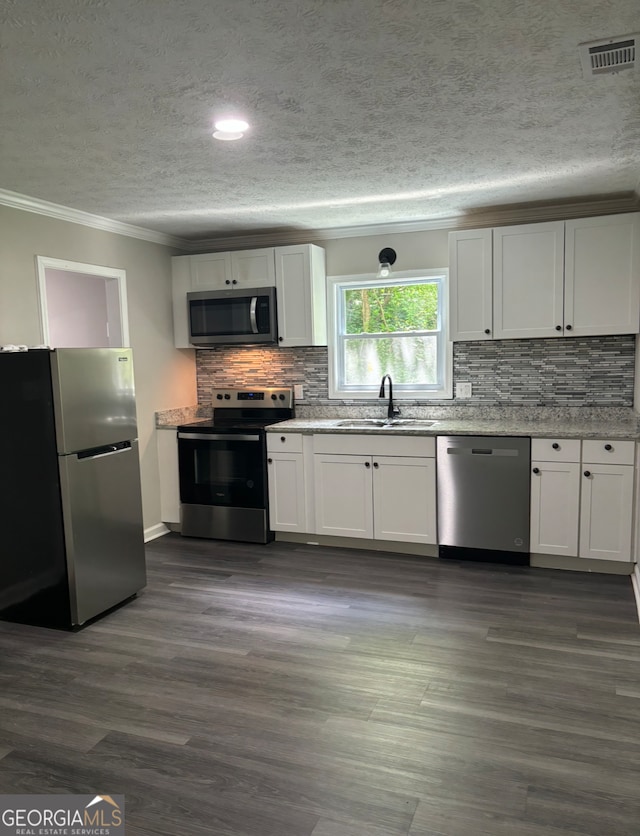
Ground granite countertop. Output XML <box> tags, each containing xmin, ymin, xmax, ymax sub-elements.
<box><xmin>156</xmin><ymin>405</ymin><xmax>212</xmax><ymax>428</ymax></box>
<box><xmin>157</xmin><ymin>403</ymin><xmax>640</xmax><ymax>440</ymax></box>
<box><xmin>265</xmin><ymin>417</ymin><xmax>640</xmax><ymax>440</ymax></box>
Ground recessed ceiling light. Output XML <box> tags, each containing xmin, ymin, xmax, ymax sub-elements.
<box><xmin>212</xmin><ymin>118</ymin><xmax>249</xmax><ymax>141</ymax></box>
<box><xmin>213</xmin><ymin>130</ymin><xmax>244</xmax><ymax>141</ymax></box>
<box><xmin>214</xmin><ymin>118</ymin><xmax>249</xmax><ymax>133</ymax></box>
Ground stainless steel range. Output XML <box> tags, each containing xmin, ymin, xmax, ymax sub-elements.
<box><xmin>177</xmin><ymin>388</ymin><xmax>294</xmax><ymax>544</ymax></box>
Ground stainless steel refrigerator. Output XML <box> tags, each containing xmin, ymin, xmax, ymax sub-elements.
<box><xmin>0</xmin><ymin>348</ymin><xmax>146</xmax><ymax>628</ymax></box>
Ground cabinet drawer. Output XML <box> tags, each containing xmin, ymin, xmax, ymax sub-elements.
<box><xmin>266</xmin><ymin>432</ymin><xmax>304</xmax><ymax>453</ymax></box>
<box><xmin>531</xmin><ymin>438</ymin><xmax>580</xmax><ymax>462</ymax></box>
<box><xmin>313</xmin><ymin>433</ymin><xmax>435</xmax><ymax>457</ymax></box>
<box><xmin>582</xmin><ymin>439</ymin><xmax>635</xmax><ymax>465</ymax></box>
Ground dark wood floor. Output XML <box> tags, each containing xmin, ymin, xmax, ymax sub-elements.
<box><xmin>0</xmin><ymin>535</ymin><xmax>639</xmax><ymax>835</ymax></box>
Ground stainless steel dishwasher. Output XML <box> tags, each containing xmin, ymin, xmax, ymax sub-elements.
<box><xmin>437</xmin><ymin>436</ymin><xmax>531</xmax><ymax>561</ymax></box>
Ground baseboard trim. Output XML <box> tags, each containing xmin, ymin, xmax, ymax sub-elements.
<box><xmin>275</xmin><ymin>532</ymin><xmax>438</xmax><ymax>557</ymax></box>
<box><xmin>144</xmin><ymin>523</ymin><xmax>170</xmax><ymax>543</ymax></box>
<box><xmin>530</xmin><ymin>553</ymin><xmax>633</xmax><ymax>575</ymax></box>
<box><xmin>632</xmin><ymin>564</ymin><xmax>640</xmax><ymax>624</ymax></box>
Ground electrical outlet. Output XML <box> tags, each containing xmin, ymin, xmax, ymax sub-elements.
<box><xmin>456</xmin><ymin>382</ymin><xmax>472</xmax><ymax>399</ymax></box>
<box><xmin>294</xmin><ymin>384</ymin><xmax>304</xmax><ymax>400</ymax></box>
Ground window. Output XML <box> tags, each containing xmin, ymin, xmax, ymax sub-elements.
<box><xmin>328</xmin><ymin>269</ymin><xmax>451</xmax><ymax>399</ymax></box>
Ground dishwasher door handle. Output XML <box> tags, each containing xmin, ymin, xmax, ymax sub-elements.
<box><xmin>446</xmin><ymin>447</ymin><xmax>520</xmax><ymax>457</ymax></box>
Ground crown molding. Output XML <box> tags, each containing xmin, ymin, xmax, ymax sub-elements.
<box><xmin>2</xmin><ymin>187</ymin><xmax>638</xmax><ymax>253</ymax></box>
<box><xmin>183</xmin><ymin>193</ymin><xmax>640</xmax><ymax>251</ymax></box>
<box><xmin>454</xmin><ymin>193</ymin><xmax>640</xmax><ymax>230</ymax></box>
<box><xmin>0</xmin><ymin>189</ymin><xmax>188</xmax><ymax>249</ymax></box>
<box><xmin>183</xmin><ymin>216</ymin><xmax>462</xmax><ymax>251</ymax></box>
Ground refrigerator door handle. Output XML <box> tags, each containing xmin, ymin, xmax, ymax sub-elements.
<box><xmin>76</xmin><ymin>441</ymin><xmax>133</xmax><ymax>460</ymax></box>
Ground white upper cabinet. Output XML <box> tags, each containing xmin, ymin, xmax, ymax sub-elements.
<box><xmin>493</xmin><ymin>221</ymin><xmax>565</xmax><ymax>339</ymax></box>
<box><xmin>172</xmin><ymin>245</ymin><xmax>323</xmax><ymax>348</ymax></box>
<box><xmin>450</xmin><ymin>213</ymin><xmax>640</xmax><ymax>341</ymax></box>
<box><xmin>189</xmin><ymin>252</ymin><xmax>233</xmax><ymax>289</ymax></box>
<box><xmin>230</xmin><ymin>248</ymin><xmax>276</xmax><ymax>287</ymax></box>
<box><xmin>564</xmin><ymin>213</ymin><xmax>640</xmax><ymax>336</ymax></box>
<box><xmin>275</xmin><ymin>244</ymin><xmax>327</xmax><ymax>347</ymax></box>
<box><xmin>449</xmin><ymin>229</ymin><xmax>493</xmax><ymax>341</ymax></box>
<box><xmin>189</xmin><ymin>249</ymin><xmax>275</xmax><ymax>292</ymax></box>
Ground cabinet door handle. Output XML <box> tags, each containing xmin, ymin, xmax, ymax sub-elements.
<box><xmin>364</xmin><ymin>461</ymin><xmax>371</xmax><ymax>468</ymax></box>
<box><xmin>280</xmin><ymin>436</ymin><xmax>286</xmax><ymax>442</ymax></box>
<box><xmin>584</xmin><ymin>470</ymin><xmax>591</xmax><ymax>477</ymax></box>
<box><xmin>267</xmin><ymin>457</ymin><xmax>273</xmax><ymax>463</ymax></box>
<box><xmin>232</xmin><ymin>279</ymin><xmax>238</xmax><ymax>285</ymax></box>
<box><xmin>532</xmin><ymin>467</ymin><xmax>540</xmax><ymax>474</ymax></box>
<box><xmin>555</xmin><ymin>325</ymin><xmax>562</xmax><ymax>331</ymax></box>
<box><xmin>373</xmin><ymin>462</ymin><xmax>379</xmax><ymax>468</ymax></box>
<box><xmin>565</xmin><ymin>324</ymin><xmax>572</xmax><ymax>331</ymax></box>
<box><xmin>279</xmin><ymin>336</ymin><xmax>283</xmax><ymax>342</ymax></box>
<box><xmin>604</xmin><ymin>444</ymin><xmax>613</xmax><ymax>451</ymax></box>
<box><xmin>484</xmin><ymin>329</ymin><xmax>490</xmax><ymax>335</ymax></box>
<box><xmin>225</xmin><ymin>279</ymin><xmax>231</xmax><ymax>285</ymax></box>
<box><xmin>552</xmin><ymin>443</ymin><xmax>559</xmax><ymax>450</ymax></box>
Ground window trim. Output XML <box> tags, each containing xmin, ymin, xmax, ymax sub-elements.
<box><xmin>327</xmin><ymin>269</ymin><xmax>453</xmax><ymax>400</ymax></box>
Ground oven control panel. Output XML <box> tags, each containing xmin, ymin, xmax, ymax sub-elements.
<box><xmin>212</xmin><ymin>388</ymin><xmax>294</xmax><ymax>408</ymax></box>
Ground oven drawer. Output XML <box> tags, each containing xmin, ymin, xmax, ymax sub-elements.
<box><xmin>267</xmin><ymin>432</ymin><xmax>304</xmax><ymax>453</ymax></box>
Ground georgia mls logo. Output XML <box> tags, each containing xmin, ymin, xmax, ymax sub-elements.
<box><xmin>0</xmin><ymin>794</ymin><xmax>125</xmax><ymax>835</ymax></box>
<box><xmin>84</xmin><ymin>795</ymin><xmax>123</xmax><ymax>827</ymax></box>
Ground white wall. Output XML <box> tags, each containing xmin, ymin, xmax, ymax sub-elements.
<box><xmin>0</xmin><ymin>205</ymin><xmax>196</xmax><ymax>533</ymax></box>
<box><xmin>322</xmin><ymin>228</ymin><xmax>450</xmax><ymax>275</ymax></box>
<box><xmin>45</xmin><ymin>268</ymin><xmax>110</xmax><ymax>347</ymax></box>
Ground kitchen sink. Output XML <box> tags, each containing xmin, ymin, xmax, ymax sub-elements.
<box><xmin>336</xmin><ymin>419</ymin><xmax>435</xmax><ymax>429</ymax></box>
<box><xmin>336</xmin><ymin>419</ymin><xmax>388</xmax><ymax>428</ymax></box>
<box><xmin>387</xmin><ymin>419</ymin><xmax>436</xmax><ymax>428</ymax></box>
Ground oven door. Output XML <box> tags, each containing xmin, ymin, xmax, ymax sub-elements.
<box><xmin>178</xmin><ymin>431</ymin><xmax>267</xmax><ymax>508</ymax></box>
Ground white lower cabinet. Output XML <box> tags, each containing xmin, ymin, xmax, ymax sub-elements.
<box><xmin>157</xmin><ymin>428</ymin><xmax>181</xmax><ymax>525</ymax></box>
<box><xmin>267</xmin><ymin>431</ymin><xmax>636</xmax><ymax>561</ymax></box>
<box><xmin>373</xmin><ymin>455</ymin><xmax>437</xmax><ymax>543</ymax></box>
<box><xmin>530</xmin><ymin>460</ymin><xmax>580</xmax><ymax>556</ymax></box>
<box><xmin>312</xmin><ymin>434</ymin><xmax>437</xmax><ymax>544</ymax></box>
<box><xmin>267</xmin><ymin>433</ymin><xmax>307</xmax><ymax>532</ymax></box>
<box><xmin>531</xmin><ymin>437</ymin><xmax>635</xmax><ymax>563</ymax></box>
<box><xmin>579</xmin><ymin>462</ymin><xmax>634</xmax><ymax>561</ymax></box>
<box><xmin>314</xmin><ymin>454</ymin><xmax>374</xmax><ymax>538</ymax></box>
<box><xmin>267</xmin><ymin>452</ymin><xmax>307</xmax><ymax>532</ymax></box>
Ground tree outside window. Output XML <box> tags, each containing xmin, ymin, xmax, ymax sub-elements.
<box><xmin>328</xmin><ymin>271</ymin><xmax>452</xmax><ymax>399</ymax></box>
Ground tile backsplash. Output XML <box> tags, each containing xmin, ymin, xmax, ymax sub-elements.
<box><xmin>195</xmin><ymin>335</ymin><xmax>636</xmax><ymax>408</ymax></box>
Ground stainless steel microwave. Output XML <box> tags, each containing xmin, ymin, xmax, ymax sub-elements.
<box><xmin>187</xmin><ymin>286</ymin><xmax>278</xmax><ymax>346</ymax></box>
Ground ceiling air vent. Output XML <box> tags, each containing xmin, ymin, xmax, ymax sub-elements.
<box><xmin>579</xmin><ymin>34</ymin><xmax>637</xmax><ymax>77</ymax></box>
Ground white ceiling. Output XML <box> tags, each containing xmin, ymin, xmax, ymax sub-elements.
<box><xmin>1</xmin><ymin>0</ymin><xmax>639</xmax><ymax>243</ymax></box>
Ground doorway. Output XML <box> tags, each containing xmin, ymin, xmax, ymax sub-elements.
<box><xmin>36</xmin><ymin>256</ymin><xmax>130</xmax><ymax>348</ymax></box>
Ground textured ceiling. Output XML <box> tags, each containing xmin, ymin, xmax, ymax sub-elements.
<box><xmin>1</xmin><ymin>0</ymin><xmax>639</xmax><ymax>241</ymax></box>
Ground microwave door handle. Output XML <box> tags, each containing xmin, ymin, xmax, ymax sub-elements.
<box><xmin>249</xmin><ymin>296</ymin><xmax>259</xmax><ymax>333</ymax></box>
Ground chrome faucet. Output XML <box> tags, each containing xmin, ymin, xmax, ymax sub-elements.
<box><xmin>379</xmin><ymin>374</ymin><xmax>401</xmax><ymax>420</ymax></box>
